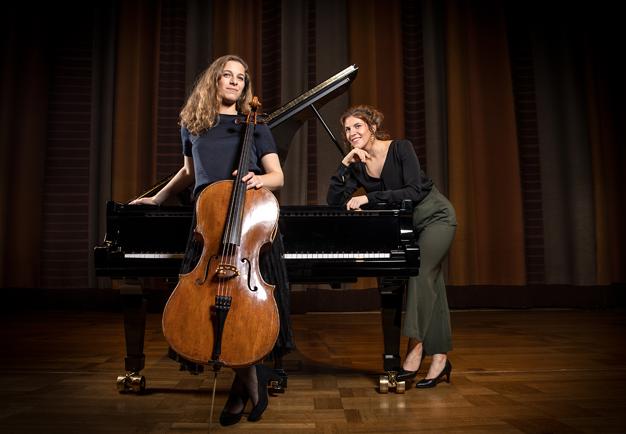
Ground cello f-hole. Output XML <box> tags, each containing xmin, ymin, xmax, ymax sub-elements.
<box><xmin>196</xmin><ymin>255</ymin><xmax>218</xmax><ymax>285</ymax></box>
<box><xmin>241</xmin><ymin>258</ymin><xmax>258</xmax><ymax>292</ymax></box>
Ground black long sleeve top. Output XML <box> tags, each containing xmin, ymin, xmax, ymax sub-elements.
<box><xmin>327</xmin><ymin>139</ymin><xmax>433</xmax><ymax>206</ymax></box>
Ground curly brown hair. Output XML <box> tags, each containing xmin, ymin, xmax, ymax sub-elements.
<box><xmin>180</xmin><ymin>54</ymin><xmax>253</xmax><ymax>135</ymax></box>
<box><xmin>339</xmin><ymin>105</ymin><xmax>391</xmax><ymax>147</ymax></box>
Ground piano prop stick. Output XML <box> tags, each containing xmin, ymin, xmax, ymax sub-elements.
<box><xmin>161</xmin><ymin>97</ymin><xmax>280</xmax><ymax>370</ymax></box>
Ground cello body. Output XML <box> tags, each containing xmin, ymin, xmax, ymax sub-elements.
<box><xmin>162</xmin><ymin>97</ymin><xmax>280</xmax><ymax>369</ymax></box>
<box><xmin>162</xmin><ymin>170</ymin><xmax>280</xmax><ymax>367</ymax></box>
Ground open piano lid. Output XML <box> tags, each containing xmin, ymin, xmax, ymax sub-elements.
<box><xmin>266</xmin><ymin>64</ymin><xmax>358</xmax><ymax>164</ymax></box>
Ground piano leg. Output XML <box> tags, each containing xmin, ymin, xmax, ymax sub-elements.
<box><xmin>378</xmin><ymin>280</ymin><xmax>406</xmax><ymax>394</ymax></box>
<box><xmin>116</xmin><ymin>283</ymin><xmax>147</xmax><ymax>393</ymax></box>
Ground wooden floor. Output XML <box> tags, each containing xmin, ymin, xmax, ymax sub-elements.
<box><xmin>1</xmin><ymin>309</ymin><xmax>626</xmax><ymax>433</ymax></box>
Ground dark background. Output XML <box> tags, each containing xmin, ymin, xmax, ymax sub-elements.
<box><xmin>1</xmin><ymin>0</ymin><xmax>624</xmax><ymax>312</ymax></box>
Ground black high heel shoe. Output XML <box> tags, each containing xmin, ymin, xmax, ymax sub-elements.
<box><xmin>396</xmin><ymin>369</ymin><xmax>418</xmax><ymax>381</ymax></box>
<box><xmin>219</xmin><ymin>374</ymin><xmax>249</xmax><ymax>426</ymax></box>
<box><xmin>415</xmin><ymin>359</ymin><xmax>452</xmax><ymax>389</ymax></box>
<box><xmin>248</xmin><ymin>364</ymin><xmax>281</xmax><ymax>422</ymax></box>
<box><xmin>396</xmin><ymin>348</ymin><xmax>426</xmax><ymax>381</ymax></box>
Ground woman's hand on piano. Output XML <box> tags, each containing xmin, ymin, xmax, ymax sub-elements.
<box><xmin>129</xmin><ymin>197</ymin><xmax>159</xmax><ymax>205</ymax></box>
<box><xmin>346</xmin><ymin>195</ymin><xmax>369</xmax><ymax>210</ymax></box>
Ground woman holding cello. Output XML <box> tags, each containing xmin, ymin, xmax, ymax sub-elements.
<box><xmin>131</xmin><ymin>54</ymin><xmax>293</xmax><ymax>426</ymax></box>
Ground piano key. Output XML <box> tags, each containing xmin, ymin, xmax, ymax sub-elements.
<box><xmin>124</xmin><ymin>253</ymin><xmax>185</xmax><ymax>259</ymax></box>
<box><xmin>283</xmin><ymin>252</ymin><xmax>391</xmax><ymax>259</ymax></box>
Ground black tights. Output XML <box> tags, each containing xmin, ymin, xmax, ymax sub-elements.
<box><xmin>223</xmin><ymin>365</ymin><xmax>259</xmax><ymax>414</ymax></box>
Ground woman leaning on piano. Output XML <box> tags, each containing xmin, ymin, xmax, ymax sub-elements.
<box><xmin>130</xmin><ymin>54</ymin><xmax>294</xmax><ymax>425</ymax></box>
<box><xmin>327</xmin><ymin>104</ymin><xmax>457</xmax><ymax>388</ymax></box>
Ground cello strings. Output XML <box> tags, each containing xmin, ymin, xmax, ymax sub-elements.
<box><xmin>230</xmin><ymin>120</ymin><xmax>252</xmax><ymax>297</ymax></box>
<box><xmin>220</xmin><ymin>116</ymin><xmax>244</xmax><ymax>297</ymax></box>
<box><xmin>223</xmin><ymin>111</ymin><xmax>255</xmax><ymax>299</ymax></box>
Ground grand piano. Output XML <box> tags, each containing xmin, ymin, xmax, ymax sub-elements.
<box><xmin>94</xmin><ymin>65</ymin><xmax>420</xmax><ymax>393</ymax></box>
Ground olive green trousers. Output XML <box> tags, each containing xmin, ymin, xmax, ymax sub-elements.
<box><xmin>402</xmin><ymin>187</ymin><xmax>457</xmax><ymax>355</ymax></box>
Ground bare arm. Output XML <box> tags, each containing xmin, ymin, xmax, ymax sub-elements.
<box><xmin>130</xmin><ymin>156</ymin><xmax>195</xmax><ymax>205</ymax></box>
<box><xmin>240</xmin><ymin>153</ymin><xmax>284</xmax><ymax>191</ymax></box>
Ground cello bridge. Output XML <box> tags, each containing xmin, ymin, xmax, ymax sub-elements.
<box><xmin>216</xmin><ymin>264</ymin><xmax>239</xmax><ymax>279</ymax></box>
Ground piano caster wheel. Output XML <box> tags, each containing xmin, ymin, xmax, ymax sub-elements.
<box><xmin>117</xmin><ymin>373</ymin><xmax>146</xmax><ymax>393</ymax></box>
<box><xmin>395</xmin><ymin>380</ymin><xmax>406</xmax><ymax>394</ymax></box>
<box><xmin>269</xmin><ymin>379</ymin><xmax>285</xmax><ymax>395</ymax></box>
<box><xmin>379</xmin><ymin>375</ymin><xmax>390</xmax><ymax>394</ymax></box>
<box><xmin>268</xmin><ymin>369</ymin><xmax>288</xmax><ymax>395</ymax></box>
<box><xmin>268</xmin><ymin>368</ymin><xmax>287</xmax><ymax>395</ymax></box>
<box><xmin>378</xmin><ymin>372</ymin><xmax>406</xmax><ymax>394</ymax></box>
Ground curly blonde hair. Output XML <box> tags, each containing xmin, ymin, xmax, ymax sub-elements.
<box><xmin>339</xmin><ymin>105</ymin><xmax>391</xmax><ymax>147</ymax></box>
<box><xmin>180</xmin><ymin>54</ymin><xmax>253</xmax><ymax>135</ymax></box>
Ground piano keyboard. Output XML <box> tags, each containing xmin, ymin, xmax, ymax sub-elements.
<box><xmin>124</xmin><ymin>252</ymin><xmax>392</xmax><ymax>260</ymax></box>
<box><xmin>283</xmin><ymin>252</ymin><xmax>391</xmax><ymax>259</ymax></box>
<box><xmin>95</xmin><ymin>202</ymin><xmax>419</xmax><ymax>279</ymax></box>
<box><xmin>124</xmin><ymin>253</ymin><xmax>184</xmax><ymax>259</ymax></box>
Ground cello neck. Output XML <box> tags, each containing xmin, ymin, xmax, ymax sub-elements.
<box><xmin>222</xmin><ymin>97</ymin><xmax>262</xmax><ymax>248</ymax></box>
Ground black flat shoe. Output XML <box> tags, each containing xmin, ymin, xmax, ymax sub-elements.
<box><xmin>416</xmin><ymin>360</ymin><xmax>452</xmax><ymax>389</ymax></box>
<box><xmin>219</xmin><ymin>375</ymin><xmax>249</xmax><ymax>426</ymax></box>
<box><xmin>219</xmin><ymin>407</ymin><xmax>246</xmax><ymax>426</ymax></box>
<box><xmin>248</xmin><ymin>364</ymin><xmax>281</xmax><ymax>422</ymax></box>
<box><xmin>395</xmin><ymin>369</ymin><xmax>418</xmax><ymax>381</ymax></box>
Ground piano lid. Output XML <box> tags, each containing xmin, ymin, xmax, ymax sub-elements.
<box><xmin>267</xmin><ymin>64</ymin><xmax>358</xmax><ymax>164</ymax></box>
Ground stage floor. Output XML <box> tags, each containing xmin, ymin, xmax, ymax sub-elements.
<box><xmin>1</xmin><ymin>309</ymin><xmax>625</xmax><ymax>433</ymax></box>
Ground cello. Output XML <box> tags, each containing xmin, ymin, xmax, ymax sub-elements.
<box><xmin>162</xmin><ymin>97</ymin><xmax>280</xmax><ymax>369</ymax></box>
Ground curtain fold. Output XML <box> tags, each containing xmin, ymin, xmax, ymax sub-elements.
<box><xmin>422</xmin><ymin>0</ymin><xmax>449</xmax><ymax>195</ymax></box>
<box><xmin>0</xmin><ymin>12</ymin><xmax>49</xmax><ymax>287</ymax></box>
<box><xmin>111</xmin><ymin>0</ymin><xmax>161</xmax><ymax>203</ymax></box>
<box><xmin>185</xmin><ymin>0</ymin><xmax>213</xmax><ymax>92</ymax></box>
<box><xmin>316</xmin><ymin>0</ymin><xmax>350</xmax><ymax>205</ymax></box>
<box><xmin>531</xmin><ymin>13</ymin><xmax>596</xmax><ymax>285</ymax></box>
<box><xmin>212</xmin><ymin>0</ymin><xmax>262</xmax><ymax>96</ymax></box>
<box><xmin>279</xmin><ymin>0</ymin><xmax>310</xmax><ymax>205</ymax></box>
<box><xmin>445</xmin><ymin>0</ymin><xmax>526</xmax><ymax>285</ymax></box>
<box><xmin>585</xmin><ymin>13</ymin><xmax>626</xmax><ymax>284</ymax></box>
<box><xmin>347</xmin><ymin>0</ymin><xmax>405</xmax><ymax>139</ymax></box>
<box><xmin>89</xmin><ymin>3</ymin><xmax>117</xmax><ymax>288</ymax></box>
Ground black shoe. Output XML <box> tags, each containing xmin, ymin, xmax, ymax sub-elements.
<box><xmin>415</xmin><ymin>360</ymin><xmax>452</xmax><ymax>389</ymax></box>
<box><xmin>396</xmin><ymin>348</ymin><xmax>425</xmax><ymax>381</ymax></box>
<box><xmin>219</xmin><ymin>375</ymin><xmax>249</xmax><ymax>426</ymax></box>
<box><xmin>395</xmin><ymin>369</ymin><xmax>418</xmax><ymax>381</ymax></box>
<box><xmin>219</xmin><ymin>407</ymin><xmax>245</xmax><ymax>426</ymax></box>
<box><xmin>248</xmin><ymin>364</ymin><xmax>281</xmax><ymax>422</ymax></box>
